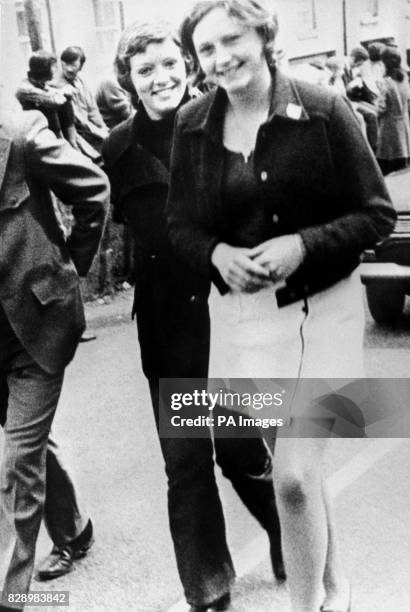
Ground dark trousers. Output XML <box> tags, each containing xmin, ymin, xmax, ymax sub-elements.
<box><xmin>43</xmin><ymin>437</ymin><xmax>88</xmax><ymax>546</ymax></box>
<box><xmin>0</xmin><ymin>305</ymin><xmax>64</xmax><ymax>606</ymax></box>
<box><xmin>150</xmin><ymin>380</ymin><xmax>281</xmax><ymax>607</ymax></box>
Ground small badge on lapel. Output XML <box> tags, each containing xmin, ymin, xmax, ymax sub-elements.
<box><xmin>286</xmin><ymin>103</ymin><xmax>303</xmax><ymax>120</ymax></box>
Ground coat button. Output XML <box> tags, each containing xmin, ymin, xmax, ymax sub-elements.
<box><xmin>261</xmin><ymin>171</ymin><xmax>268</xmax><ymax>182</ymax></box>
<box><xmin>150</xmin><ymin>254</ymin><xmax>156</xmax><ymax>260</ymax></box>
<box><xmin>190</xmin><ymin>295</ymin><xmax>198</xmax><ymax>304</ymax></box>
<box><xmin>272</xmin><ymin>214</ymin><xmax>279</xmax><ymax>223</ymax></box>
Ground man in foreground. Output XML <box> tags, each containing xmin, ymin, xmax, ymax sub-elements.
<box><xmin>0</xmin><ymin>109</ymin><xmax>109</xmax><ymax>611</ymax></box>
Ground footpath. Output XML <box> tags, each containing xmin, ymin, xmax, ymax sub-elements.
<box><xmin>84</xmin><ymin>287</ymin><xmax>134</xmax><ymax>330</ymax></box>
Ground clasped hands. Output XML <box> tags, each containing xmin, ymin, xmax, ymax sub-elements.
<box><xmin>211</xmin><ymin>235</ymin><xmax>305</xmax><ymax>293</ymax></box>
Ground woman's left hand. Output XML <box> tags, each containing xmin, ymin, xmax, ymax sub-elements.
<box><xmin>250</xmin><ymin>234</ymin><xmax>305</xmax><ymax>282</ymax></box>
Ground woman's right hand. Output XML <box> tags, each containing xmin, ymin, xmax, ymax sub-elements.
<box><xmin>211</xmin><ymin>243</ymin><xmax>270</xmax><ymax>293</ymax></box>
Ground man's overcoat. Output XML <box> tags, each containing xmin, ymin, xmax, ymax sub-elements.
<box><xmin>0</xmin><ymin>110</ymin><xmax>109</xmax><ymax>374</ymax></box>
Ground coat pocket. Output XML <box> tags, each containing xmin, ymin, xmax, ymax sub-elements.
<box><xmin>31</xmin><ymin>270</ymin><xmax>79</xmax><ymax>305</ymax></box>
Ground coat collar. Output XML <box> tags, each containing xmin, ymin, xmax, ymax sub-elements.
<box><xmin>269</xmin><ymin>68</ymin><xmax>311</xmax><ymax>122</ymax></box>
<box><xmin>105</xmin><ymin>87</ymin><xmax>193</xmax><ymax>165</ymax></box>
<box><xmin>185</xmin><ymin>68</ymin><xmax>311</xmax><ymax>142</ymax></box>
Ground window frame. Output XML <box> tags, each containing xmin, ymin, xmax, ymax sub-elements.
<box><xmin>361</xmin><ymin>0</ymin><xmax>380</xmax><ymax>25</ymax></box>
<box><xmin>296</xmin><ymin>0</ymin><xmax>319</xmax><ymax>41</ymax></box>
<box><xmin>15</xmin><ymin>0</ymin><xmax>31</xmax><ymax>58</ymax></box>
<box><xmin>92</xmin><ymin>0</ymin><xmax>123</xmax><ymax>53</ymax></box>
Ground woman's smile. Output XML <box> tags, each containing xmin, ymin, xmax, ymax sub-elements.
<box><xmin>216</xmin><ymin>62</ymin><xmax>244</xmax><ymax>78</ymax></box>
<box><xmin>152</xmin><ymin>84</ymin><xmax>177</xmax><ymax>96</ymax></box>
<box><xmin>130</xmin><ymin>36</ymin><xmax>186</xmax><ymax>120</ymax></box>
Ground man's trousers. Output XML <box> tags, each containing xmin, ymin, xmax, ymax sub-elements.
<box><xmin>0</xmin><ymin>305</ymin><xmax>63</xmax><ymax>607</ymax></box>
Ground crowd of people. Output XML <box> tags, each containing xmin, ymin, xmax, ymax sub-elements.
<box><xmin>0</xmin><ymin>1</ymin><xmax>399</xmax><ymax>611</ymax></box>
<box><xmin>293</xmin><ymin>42</ymin><xmax>410</xmax><ymax>175</ymax></box>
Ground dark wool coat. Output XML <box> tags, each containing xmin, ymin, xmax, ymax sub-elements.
<box><xmin>0</xmin><ymin>110</ymin><xmax>109</xmax><ymax>374</ymax></box>
<box><xmin>167</xmin><ymin>69</ymin><xmax>396</xmax><ymax>301</ymax></box>
<box><xmin>102</xmin><ymin>109</ymin><xmax>210</xmax><ymax>380</ymax></box>
<box><xmin>377</xmin><ymin>76</ymin><xmax>410</xmax><ymax>161</ymax></box>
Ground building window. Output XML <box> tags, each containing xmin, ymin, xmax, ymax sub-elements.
<box><xmin>297</xmin><ymin>0</ymin><xmax>318</xmax><ymax>40</ymax></box>
<box><xmin>93</xmin><ymin>0</ymin><xmax>123</xmax><ymax>53</ymax></box>
<box><xmin>15</xmin><ymin>1</ymin><xmax>31</xmax><ymax>59</ymax></box>
<box><xmin>367</xmin><ymin>0</ymin><xmax>379</xmax><ymax>17</ymax></box>
<box><xmin>361</xmin><ymin>0</ymin><xmax>379</xmax><ymax>24</ymax></box>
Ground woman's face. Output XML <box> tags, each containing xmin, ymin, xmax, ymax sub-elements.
<box><xmin>192</xmin><ymin>7</ymin><xmax>267</xmax><ymax>95</ymax></box>
<box><xmin>130</xmin><ymin>36</ymin><xmax>187</xmax><ymax>120</ymax></box>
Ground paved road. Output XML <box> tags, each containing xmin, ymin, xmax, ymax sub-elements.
<box><xmin>2</xmin><ymin>293</ymin><xmax>410</xmax><ymax>611</ymax></box>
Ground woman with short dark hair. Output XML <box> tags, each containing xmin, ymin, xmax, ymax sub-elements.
<box><xmin>102</xmin><ymin>18</ymin><xmax>284</xmax><ymax>612</ymax></box>
<box><xmin>15</xmin><ymin>50</ymin><xmax>77</xmax><ymax>147</ymax></box>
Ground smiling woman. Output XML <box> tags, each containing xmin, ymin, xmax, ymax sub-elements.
<box><xmin>129</xmin><ymin>36</ymin><xmax>186</xmax><ymax>119</ymax></box>
<box><xmin>102</xmin><ymin>18</ymin><xmax>284</xmax><ymax>612</ymax></box>
<box><xmin>167</xmin><ymin>1</ymin><xmax>396</xmax><ymax>611</ymax></box>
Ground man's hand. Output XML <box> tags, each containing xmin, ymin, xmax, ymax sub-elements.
<box><xmin>211</xmin><ymin>243</ymin><xmax>270</xmax><ymax>293</ymax></box>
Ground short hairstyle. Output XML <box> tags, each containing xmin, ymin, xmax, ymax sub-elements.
<box><xmin>114</xmin><ymin>20</ymin><xmax>182</xmax><ymax>103</ymax></box>
<box><xmin>60</xmin><ymin>46</ymin><xmax>86</xmax><ymax>67</ymax></box>
<box><xmin>349</xmin><ymin>45</ymin><xmax>369</xmax><ymax>65</ymax></box>
<box><xmin>180</xmin><ymin>0</ymin><xmax>279</xmax><ymax>75</ymax></box>
<box><xmin>28</xmin><ymin>50</ymin><xmax>57</xmax><ymax>82</ymax></box>
<box><xmin>325</xmin><ymin>56</ymin><xmax>343</xmax><ymax>73</ymax></box>
<box><xmin>381</xmin><ymin>46</ymin><xmax>405</xmax><ymax>82</ymax></box>
<box><xmin>368</xmin><ymin>42</ymin><xmax>386</xmax><ymax>62</ymax></box>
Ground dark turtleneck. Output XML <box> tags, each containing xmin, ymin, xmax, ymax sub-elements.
<box><xmin>136</xmin><ymin>88</ymin><xmax>191</xmax><ymax>170</ymax></box>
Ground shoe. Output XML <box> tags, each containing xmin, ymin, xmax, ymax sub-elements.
<box><xmin>35</xmin><ymin>519</ymin><xmax>94</xmax><ymax>581</ymax></box>
<box><xmin>189</xmin><ymin>592</ymin><xmax>231</xmax><ymax>611</ymax></box>
<box><xmin>80</xmin><ymin>330</ymin><xmax>97</xmax><ymax>342</ymax></box>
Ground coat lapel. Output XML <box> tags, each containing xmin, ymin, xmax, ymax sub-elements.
<box><xmin>186</xmin><ymin>88</ymin><xmax>226</xmax><ymax>224</ymax></box>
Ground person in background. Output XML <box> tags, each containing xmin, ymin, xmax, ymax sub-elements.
<box><xmin>167</xmin><ymin>1</ymin><xmax>395</xmax><ymax>610</ymax></box>
<box><xmin>0</xmin><ymin>108</ymin><xmax>108</xmax><ymax>611</ymax></box>
<box><xmin>96</xmin><ymin>71</ymin><xmax>135</xmax><ymax>284</ymax></box>
<box><xmin>102</xmin><ymin>19</ymin><xmax>284</xmax><ymax>612</ymax></box>
<box><xmin>376</xmin><ymin>46</ymin><xmax>410</xmax><ymax>175</ymax></box>
<box><xmin>55</xmin><ymin>45</ymin><xmax>108</xmax><ymax>340</ymax></box>
<box><xmin>16</xmin><ymin>50</ymin><xmax>77</xmax><ymax>148</ymax></box>
<box><xmin>95</xmin><ymin>72</ymin><xmax>133</xmax><ymax>130</ymax></box>
<box><xmin>16</xmin><ymin>50</ymin><xmax>100</xmax><ymax>342</ymax></box>
<box><xmin>54</xmin><ymin>46</ymin><xmax>108</xmax><ymax>152</ymax></box>
<box><xmin>361</xmin><ymin>42</ymin><xmax>386</xmax><ymax>95</ymax></box>
<box><xmin>345</xmin><ymin>45</ymin><xmax>378</xmax><ymax>152</ymax></box>
<box><xmin>346</xmin><ymin>45</ymin><xmax>369</xmax><ymax>80</ymax></box>
<box><xmin>325</xmin><ymin>57</ymin><xmax>346</xmax><ymax>96</ymax></box>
